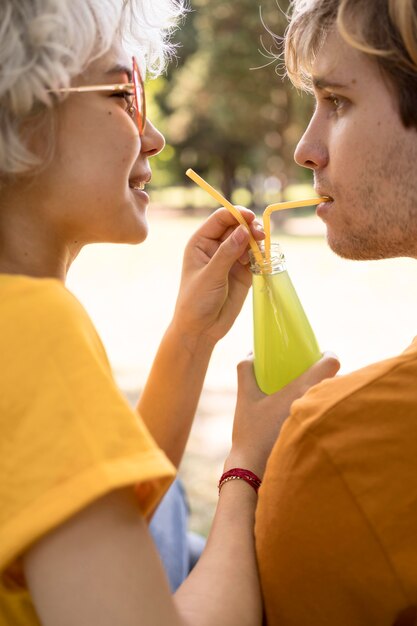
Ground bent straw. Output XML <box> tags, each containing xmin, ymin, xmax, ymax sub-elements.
<box><xmin>186</xmin><ymin>168</ymin><xmax>264</xmax><ymax>265</ymax></box>
<box><xmin>263</xmin><ymin>197</ymin><xmax>329</xmax><ymax>264</ymax></box>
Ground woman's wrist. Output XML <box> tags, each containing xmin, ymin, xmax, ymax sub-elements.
<box><xmin>223</xmin><ymin>451</ymin><xmax>265</xmax><ymax>481</ymax></box>
<box><xmin>166</xmin><ymin>318</ymin><xmax>217</xmax><ymax>357</ymax></box>
<box><xmin>218</xmin><ymin>468</ymin><xmax>262</xmax><ymax>495</ymax></box>
<box><xmin>216</xmin><ymin>474</ymin><xmax>259</xmax><ymax>504</ymax></box>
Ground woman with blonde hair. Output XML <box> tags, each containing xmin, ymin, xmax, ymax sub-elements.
<box><xmin>0</xmin><ymin>1</ymin><xmax>338</xmax><ymax>624</ymax></box>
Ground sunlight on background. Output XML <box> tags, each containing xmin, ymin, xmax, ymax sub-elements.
<box><xmin>68</xmin><ymin>209</ymin><xmax>417</xmax><ymax>394</ymax></box>
<box><xmin>67</xmin><ymin>209</ymin><xmax>417</xmax><ymax>533</ymax></box>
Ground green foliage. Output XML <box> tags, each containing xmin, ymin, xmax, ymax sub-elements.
<box><xmin>150</xmin><ymin>0</ymin><xmax>315</xmax><ymax>207</ymax></box>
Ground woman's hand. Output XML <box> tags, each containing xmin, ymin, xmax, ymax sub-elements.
<box><xmin>171</xmin><ymin>207</ymin><xmax>264</xmax><ymax>346</ymax></box>
<box><xmin>226</xmin><ymin>352</ymin><xmax>340</xmax><ymax>477</ymax></box>
<box><xmin>139</xmin><ymin>208</ymin><xmax>263</xmax><ymax>467</ymax></box>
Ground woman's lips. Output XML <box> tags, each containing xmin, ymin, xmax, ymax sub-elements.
<box><xmin>130</xmin><ymin>186</ymin><xmax>149</xmax><ymax>201</ymax></box>
<box><xmin>128</xmin><ymin>179</ymin><xmax>150</xmax><ymax>202</ymax></box>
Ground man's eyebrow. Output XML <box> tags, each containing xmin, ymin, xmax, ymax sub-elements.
<box><xmin>105</xmin><ymin>64</ymin><xmax>132</xmax><ymax>81</ymax></box>
<box><xmin>312</xmin><ymin>77</ymin><xmax>349</xmax><ymax>90</ymax></box>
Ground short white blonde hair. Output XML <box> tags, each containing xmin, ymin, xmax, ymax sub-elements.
<box><xmin>0</xmin><ymin>0</ymin><xmax>187</xmax><ymax>179</ymax></box>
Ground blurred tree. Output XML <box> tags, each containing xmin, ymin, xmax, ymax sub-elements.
<box><xmin>153</xmin><ymin>0</ymin><xmax>313</xmax><ymax>207</ymax></box>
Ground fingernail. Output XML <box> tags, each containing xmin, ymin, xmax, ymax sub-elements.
<box><xmin>254</xmin><ymin>222</ymin><xmax>265</xmax><ymax>233</ymax></box>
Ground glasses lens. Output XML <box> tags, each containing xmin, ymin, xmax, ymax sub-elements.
<box><xmin>132</xmin><ymin>57</ymin><xmax>146</xmax><ymax>135</ymax></box>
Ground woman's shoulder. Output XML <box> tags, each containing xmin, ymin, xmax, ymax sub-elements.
<box><xmin>0</xmin><ymin>273</ymin><xmax>98</xmax><ymax>338</ymax></box>
<box><xmin>0</xmin><ymin>273</ymin><xmax>107</xmax><ymax>370</ymax></box>
<box><xmin>1</xmin><ymin>273</ymin><xmax>87</xmax><ymax>319</ymax></box>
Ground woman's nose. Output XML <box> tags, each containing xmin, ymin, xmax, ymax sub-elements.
<box><xmin>294</xmin><ymin>120</ymin><xmax>328</xmax><ymax>171</ymax></box>
<box><xmin>141</xmin><ymin>119</ymin><xmax>165</xmax><ymax>158</ymax></box>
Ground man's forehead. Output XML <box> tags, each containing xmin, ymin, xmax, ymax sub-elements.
<box><xmin>309</xmin><ymin>30</ymin><xmax>371</xmax><ymax>89</ymax></box>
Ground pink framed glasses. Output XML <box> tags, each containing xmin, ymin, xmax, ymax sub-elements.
<box><xmin>49</xmin><ymin>56</ymin><xmax>146</xmax><ymax>135</ymax></box>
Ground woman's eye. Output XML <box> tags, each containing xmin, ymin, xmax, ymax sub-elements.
<box><xmin>110</xmin><ymin>92</ymin><xmax>134</xmax><ymax>111</ymax></box>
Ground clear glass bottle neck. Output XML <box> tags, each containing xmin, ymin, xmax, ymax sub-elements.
<box><xmin>249</xmin><ymin>243</ymin><xmax>286</xmax><ymax>275</ymax></box>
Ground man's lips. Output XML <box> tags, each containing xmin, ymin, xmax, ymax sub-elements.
<box><xmin>316</xmin><ymin>196</ymin><xmax>333</xmax><ymax>219</ymax></box>
<box><xmin>314</xmin><ymin>186</ymin><xmax>333</xmax><ymax>201</ymax></box>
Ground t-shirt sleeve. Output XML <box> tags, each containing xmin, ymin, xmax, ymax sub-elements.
<box><xmin>0</xmin><ymin>282</ymin><xmax>175</xmax><ymax>581</ymax></box>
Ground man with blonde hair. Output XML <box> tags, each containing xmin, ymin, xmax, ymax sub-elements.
<box><xmin>252</xmin><ymin>1</ymin><xmax>417</xmax><ymax>624</ymax></box>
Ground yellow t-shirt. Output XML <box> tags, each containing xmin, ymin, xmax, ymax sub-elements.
<box><xmin>256</xmin><ymin>338</ymin><xmax>417</xmax><ymax>626</ymax></box>
<box><xmin>0</xmin><ymin>275</ymin><xmax>175</xmax><ymax>625</ymax></box>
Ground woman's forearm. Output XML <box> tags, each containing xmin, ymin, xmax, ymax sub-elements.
<box><xmin>137</xmin><ymin>322</ymin><xmax>215</xmax><ymax>467</ymax></box>
<box><xmin>174</xmin><ymin>479</ymin><xmax>262</xmax><ymax>626</ymax></box>
<box><xmin>137</xmin><ymin>209</ymin><xmax>260</xmax><ymax>468</ymax></box>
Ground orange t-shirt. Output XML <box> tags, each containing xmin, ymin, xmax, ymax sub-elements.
<box><xmin>256</xmin><ymin>338</ymin><xmax>417</xmax><ymax>626</ymax></box>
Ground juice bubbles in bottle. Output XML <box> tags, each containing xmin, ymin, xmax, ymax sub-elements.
<box><xmin>250</xmin><ymin>243</ymin><xmax>321</xmax><ymax>395</ymax></box>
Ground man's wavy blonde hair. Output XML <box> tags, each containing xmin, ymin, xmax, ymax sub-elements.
<box><xmin>0</xmin><ymin>0</ymin><xmax>186</xmax><ymax>180</ymax></box>
<box><xmin>285</xmin><ymin>0</ymin><xmax>417</xmax><ymax>128</ymax></box>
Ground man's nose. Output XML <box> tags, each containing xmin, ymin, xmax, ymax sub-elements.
<box><xmin>294</xmin><ymin>122</ymin><xmax>329</xmax><ymax>171</ymax></box>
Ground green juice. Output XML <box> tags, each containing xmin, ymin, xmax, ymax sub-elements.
<box><xmin>251</xmin><ymin>245</ymin><xmax>321</xmax><ymax>395</ymax></box>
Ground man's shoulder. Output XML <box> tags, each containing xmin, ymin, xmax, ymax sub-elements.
<box><xmin>258</xmin><ymin>341</ymin><xmax>417</xmax><ymax>625</ymax></box>
<box><xmin>290</xmin><ymin>340</ymin><xmax>417</xmax><ymax>437</ymax></box>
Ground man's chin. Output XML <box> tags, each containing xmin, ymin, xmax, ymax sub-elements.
<box><xmin>327</xmin><ymin>234</ymin><xmax>397</xmax><ymax>261</ymax></box>
<box><xmin>327</xmin><ymin>231</ymin><xmax>369</xmax><ymax>260</ymax></box>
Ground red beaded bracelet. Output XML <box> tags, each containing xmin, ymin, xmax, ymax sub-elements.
<box><xmin>218</xmin><ymin>468</ymin><xmax>262</xmax><ymax>495</ymax></box>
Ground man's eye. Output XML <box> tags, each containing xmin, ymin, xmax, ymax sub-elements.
<box><xmin>324</xmin><ymin>94</ymin><xmax>345</xmax><ymax>110</ymax></box>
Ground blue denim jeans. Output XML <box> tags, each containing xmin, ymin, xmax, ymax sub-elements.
<box><xmin>149</xmin><ymin>478</ymin><xmax>206</xmax><ymax>591</ymax></box>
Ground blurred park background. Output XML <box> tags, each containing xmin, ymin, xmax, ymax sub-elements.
<box><xmin>67</xmin><ymin>0</ymin><xmax>417</xmax><ymax>535</ymax></box>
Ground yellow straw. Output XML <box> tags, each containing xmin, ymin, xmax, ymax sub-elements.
<box><xmin>263</xmin><ymin>197</ymin><xmax>329</xmax><ymax>264</ymax></box>
<box><xmin>186</xmin><ymin>169</ymin><xmax>263</xmax><ymax>264</ymax></box>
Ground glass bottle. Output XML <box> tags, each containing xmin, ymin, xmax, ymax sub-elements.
<box><xmin>250</xmin><ymin>243</ymin><xmax>321</xmax><ymax>394</ymax></box>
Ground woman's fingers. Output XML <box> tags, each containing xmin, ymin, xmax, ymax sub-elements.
<box><xmin>191</xmin><ymin>207</ymin><xmax>262</xmax><ymax>242</ymax></box>
<box><xmin>205</xmin><ymin>226</ymin><xmax>251</xmax><ymax>285</ymax></box>
<box><xmin>237</xmin><ymin>351</ymin><xmax>340</xmax><ymax>407</ymax></box>
<box><xmin>300</xmin><ymin>351</ymin><xmax>340</xmax><ymax>386</ymax></box>
<box><xmin>270</xmin><ymin>351</ymin><xmax>340</xmax><ymax>401</ymax></box>
<box><xmin>236</xmin><ymin>357</ymin><xmax>265</xmax><ymax>398</ymax></box>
